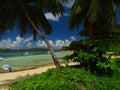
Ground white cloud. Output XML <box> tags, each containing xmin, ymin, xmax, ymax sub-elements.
<box><xmin>0</xmin><ymin>38</ymin><xmax>12</xmax><ymax>49</ymax></box>
<box><xmin>45</xmin><ymin>12</ymin><xmax>61</xmax><ymax>22</ymax></box>
<box><xmin>60</xmin><ymin>0</ymin><xmax>75</xmax><ymax>8</ymax></box>
<box><xmin>26</xmin><ymin>42</ymin><xmax>33</xmax><ymax>48</ymax></box>
<box><xmin>65</xmin><ymin>39</ymin><xmax>71</xmax><ymax>46</ymax></box>
<box><xmin>55</xmin><ymin>39</ymin><xmax>65</xmax><ymax>48</ymax></box>
<box><xmin>23</xmin><ymin>35</ymin><xmax>33</xmax><ymax>43</ymax></box>
<box><xmin>44</xmin><ymin>0</ymin><xmax>74</xmax><ymax>21</ymax></box>
<box><xmin>0</xmin><ymin>36</ymin><xmax>75</xmax><ymax>49</ymax></box>
<box><xmin>36</xmin><ymin>39</ymin><xmax>71</xmax><ymax>49</ymax></box>
<box><xmin>45</xmin><ymin>12</ymin><xmax>69</xmax><ymax>22</ymax></box>
<box><xmin>36</xmin><ymin>40</ymin><xmax>47</xmax><ymax>48</ymax></box>
<box><xmin>0</xmin><ymin>36</ymin><xmax>33</xmax><ymax>49</ymax></box>
<box><xmin>70</xmin><ymin>36</ymin><xmax>76</xmax><ymax>41</ymax></box>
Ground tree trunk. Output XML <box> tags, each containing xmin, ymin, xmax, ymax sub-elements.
<box><xmin>24</xmin><ymin>11</ymin><xmax>60</xmax><ymax>68</ymax></box>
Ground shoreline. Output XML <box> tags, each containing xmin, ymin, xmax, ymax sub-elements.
<box><xmin>0</xmin><ymin>62</ymin><xmax>57</xmax><ymax>73</ymax></box>
<box><xmin>0</xmin><ymin>62</ymin><xmax>79</xmax><ymax>90</ymax></box>
<box><xmin>0</xmin><ymin>63</ymin><xmax>56</xmax><ymax>90</ymax></box>
<box><xmin>0</xmin><ymin>51</ymin><xmax>73</xmax><ymax>72</ymax></box>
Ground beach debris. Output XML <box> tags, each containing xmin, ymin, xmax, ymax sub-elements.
<box><xmin>2</xmin><ymin>64</ymin><xmax>14</xmax><ymax>72</ymax></box>
<box><xmin>0</xmin><ymin>56</ymin><xmax>4</xmax><ymax>61</ymax></box>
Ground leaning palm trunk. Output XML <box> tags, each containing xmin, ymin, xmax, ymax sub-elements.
<box><xmin>24</xmin><ymin>10</ymin><xmax>60</xmax><ymax>68</ymax></box>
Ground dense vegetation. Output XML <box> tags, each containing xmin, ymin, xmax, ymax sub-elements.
<box><xmin>2</xmin><ymin>0</ymin><xmax>120</xmax><ymax>89</ymax></box>
<box><xmin>63</xmin><ymin>29</ymin><xmax>120</xmax><ymax>75</ymax></box>
<box><xmin>63</xmin><ymin>42</ymin><xmax>120</xmax><ymax>76</ymax></box>
<box><xmin>0</xmin><ymin>0</ymin><xmax>64</xmax><ymax>68</ymax></box>
<box><xmin>9</xmin><ymin>67</ymin><xmax>120</xmax><ymax>90</ymax></box>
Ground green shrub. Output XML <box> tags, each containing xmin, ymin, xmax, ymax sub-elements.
<box><xmin>63</xmin><ymin>40</ymin><xmax>120</xmax><ymax>76</ymax></box>
<box><xmin>9</xmin><ymin>68</ymin><xmax>79</xmax><ymax>90</ymax></box>
<box><xmin>9</xmin><ymin>67</ymin><xmax>120</xmax><ymax>90</ymax></box>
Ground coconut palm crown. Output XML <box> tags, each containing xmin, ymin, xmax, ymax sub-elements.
<box><xmin>69</xmin><ymin>0</ymin><xmax>120</xmax><ymax>39</ymax></box>
<box><xmin>0</xmin><ymin>0</ymin><xmax>63</xmax><ymax>39</ymax></box>
<box><xmin>0</xmin><ymin>0</ymin><xmax>64</xmax><ymax>68</ymax></box>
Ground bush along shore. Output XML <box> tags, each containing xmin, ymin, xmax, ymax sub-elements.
<box><xmin>9</xmin><ymin>66</ymin><xmax>120</xmax><ymax>90</ymax></box>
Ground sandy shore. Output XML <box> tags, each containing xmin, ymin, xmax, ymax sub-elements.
<box><xmin>0</xmin><ymin>51</ymin><xmax>72</xmax><ymax>72</ymax></box>
<box><xmin>0</xmin><ymin>62</ymin><xmax>79</xmax><ymax>90</ymax></box>
<box><xmin>0</xmin><ymin>64</ymin><xmax>55</xmax><ymax>90</ymax></box>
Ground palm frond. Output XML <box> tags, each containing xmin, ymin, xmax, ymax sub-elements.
<box><xmin>69</xmin><ymin>0</ymin><xmax>90</xmax><ymax>30</ymax></box>
<box><xmin>0</xmin><ymin>0</ymin><xmax>63</xmax><ymax>39</ymax></box>
<box><xmin>113</xmin><ymin>0</ymin><xmax>120</xmax><ymax>7</ymax></box>
<box><xmin>69</xmin><ymin>0</ymin><xmax>118</xmax><ymax>39</ymax></box>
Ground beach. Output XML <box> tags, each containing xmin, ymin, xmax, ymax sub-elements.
<box><xmin>0</xmin><ymin>64</ymin><xmax>55</xmax><ymax>90</ymax></box>
<box><xmin>0</xmin><ymin>51</ymin><xmax>72</xmax><ymax>72</ymax></box>
<box><xmin>0</xmin><ymin>51</ymin><xmax>74</xmax><ymax>89</ymax></box>
<box><xmin>0</xmin><ymin>62</ymin><xmax>79</xmax><ymax>90</ymax></box>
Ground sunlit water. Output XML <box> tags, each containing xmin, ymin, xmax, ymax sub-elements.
<box><xmin>0</xmin><ymin>51</ymin><xmax>72</xmax><ymax>72</ymax></box>
<box><xmin>0</xmin><ymin>51</ymin><xmax>49</xmax><ymax>58</ymax></box>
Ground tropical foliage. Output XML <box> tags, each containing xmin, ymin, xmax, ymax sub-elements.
<box><xmin>9</xmin><ymin>67</ymin><xmax>120</xmax><ymax>90</ymax></box>
<box><xmin>63</xmin><ymin>28</ymin><xmax>120</xmax><ymax>75</ymax></box>
<box><xmin>0</xmin><ymin>0</ymin><xmax>63</xmax><ymax>36</ymax></box>
<box><xmin>62</xmin><ymin>0</ymin><xmax>120</xmax><ymax>75</ymax></box>
<box><xmin>69</xmin><ymin>0</ymin><xmax>120</xmax><ymax>39</ymax></box>
<box><xmin>0</xmin><ymin>0</ymin><xmax>64</xmax><ymax>68</ymax></box>
<box><xmin>2</xmin><ymin>0</ymin><xmax>120</xmax><ymax>89</ymax></box>
<box><xmin>63</xmin><ymin>39</ymin><xmax>120</xmax><ymax>76</ymax></box>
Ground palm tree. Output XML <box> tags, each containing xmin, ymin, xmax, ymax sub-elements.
<box><xmin>69</xmin><ymin>0</ymin><xmax>120</xmax><ymax>39</ymax></box>
<box><xmin>0</xmin><ymin>0</ymin><xmax>64</xmax><ymax>68</ymax></box>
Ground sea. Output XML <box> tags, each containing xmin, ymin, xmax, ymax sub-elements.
<box><xmin>0</xmin><ymin>50</ymin><xmax>59</xmax><ymax>72</ymax></box>
<box><xmin>0</xmin><ymin>50</ymin><xmax>50</xmax><ymax>58</ymax></box>
<box><xmin>0</xmin><ymin>51</ymin><xmax>71</xmax><ymax>72</ymax></box>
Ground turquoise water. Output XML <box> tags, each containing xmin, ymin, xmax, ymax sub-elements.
<box><xmin>0</xmin><ymin>51</ymin><xmax>72</xmax><ymax>72</ymax></box>
<box><xmin>0</xmin><ymin>51</ymin><xmax>49</xmax><ymax>58</ymax></box>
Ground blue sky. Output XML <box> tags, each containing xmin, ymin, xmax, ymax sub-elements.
<box><xmin>0</xmin><ymin>0</ymin><xmax>83</xmax><ymax>49</ymax></box>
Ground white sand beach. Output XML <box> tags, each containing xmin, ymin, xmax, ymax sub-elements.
<box><xmin>0</xmin><ymin>51</ymin><xmax>72</xmax><ymax>72</ymax></box>
<box><xmin>0</xmin><ymin>51</ymin><xmax>74</xmax><ymax>90</ymax></box>
<box><xmin>0</xmin><ymin>64</ymin><xmax>55</xmax><ymax>90</ymax></box>
<box><xmin>0</xmin><ymin>62</ymin><xmax>79</xmax><ymax>90</ymax></box>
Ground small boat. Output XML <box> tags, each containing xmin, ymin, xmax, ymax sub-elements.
<box><xmin>25</xmin><ymin>52</ymin><xmax>29</xmax><ymax>56</ymax></box>
<box><xmin>2</xmin><ymin>64</ymin><xmax>14</xmax><ymax>72</ymax></box>
<box><xmin>0</xmin><ymin>56</ymin><xmax>4</xmax><ymax>61</ymax></box>
<box><xmin>47</xmin><ymin>51</ymin><xmax>50</xmax><ymax>54</ymax></box>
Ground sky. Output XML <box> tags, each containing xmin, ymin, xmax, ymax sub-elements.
<box><xmin>0</xmin><ymin>0</ymin><xmax>84</xmax><ymax>49</ymax></box>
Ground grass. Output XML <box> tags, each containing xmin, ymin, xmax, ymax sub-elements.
<box><xmin>9</xmin><ymin>66</ymin><xmax>120</xmax><ymax>90</ymax></box>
